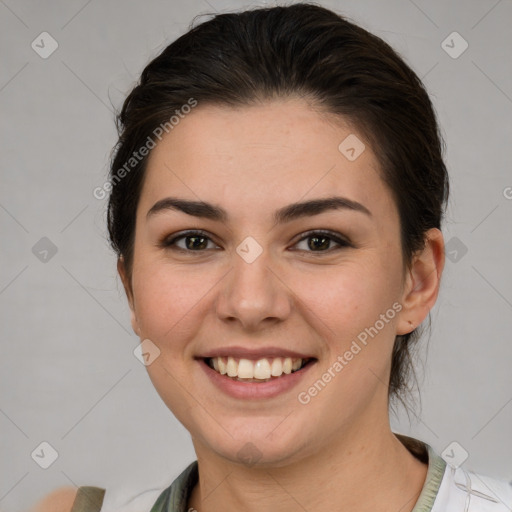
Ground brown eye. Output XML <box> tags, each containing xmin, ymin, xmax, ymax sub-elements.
<box><xmin>293</xmin><ymin>230</ymin><xmax>351</xmax><ymax>253</ymax></box>
<box><xmin>161</xmin><ymin>230</ymin><xmax>219</xmax><ymax>252</ymax></box>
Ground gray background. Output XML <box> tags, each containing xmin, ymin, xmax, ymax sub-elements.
<box><xmin>1</xmin><ymin>0</ymin><xmax>511</xmax><ymax>510</ymax></box>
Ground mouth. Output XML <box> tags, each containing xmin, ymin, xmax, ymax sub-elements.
<box><xmin>203</xmin><ymin>356</ymin><xmax>316</xmax><ymax>382</ymax></box>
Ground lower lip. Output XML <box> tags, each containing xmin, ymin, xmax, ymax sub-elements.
<box><xmin>198</xmin><ymin>359</ymin><xmax>316</xmax><ymax>399</ymax></box>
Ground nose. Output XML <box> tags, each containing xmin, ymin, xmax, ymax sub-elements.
<box><xmin>215</xmin><ymin>244</ymin><xmax>292</xmax><ymax>331</ymax></box>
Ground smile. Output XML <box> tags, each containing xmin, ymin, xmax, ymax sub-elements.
<box><xmin>205</xmin><ymin>356</ymin><xmax>312</xmax><ymax>382</ymax></box>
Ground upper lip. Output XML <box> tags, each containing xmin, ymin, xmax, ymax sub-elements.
<box><xmin>198</xmin><ymin>346</ymin><xmax>316</xmax><ymax>360</ymax></box>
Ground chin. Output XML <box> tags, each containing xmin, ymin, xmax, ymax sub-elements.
<box><xmin>193</xmin><ymin>417</ymin><xmax>313</xmax><ymax>468</ymax></box>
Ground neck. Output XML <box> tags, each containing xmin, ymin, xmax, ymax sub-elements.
<box><xmin>188</xmin><ymin>414</ymin><xmax>428</xmax><ymax>512</ymax></box>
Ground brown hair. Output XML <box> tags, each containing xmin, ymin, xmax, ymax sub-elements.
<box><xmin>107</xmin><ymin>3</ymin><xmax>449</xmax><ymax>407</ymax></box>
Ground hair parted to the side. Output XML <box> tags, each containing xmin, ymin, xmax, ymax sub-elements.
<box><xmin>107</xmin><ymin>3</ymin><xmax>449</xmax><ymax>410</ymax></box>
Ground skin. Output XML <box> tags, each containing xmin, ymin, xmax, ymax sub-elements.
<box><xmin>119</xmin><ymin>97</ymin><xmax>445</xmax><ymax>512</ymax></box>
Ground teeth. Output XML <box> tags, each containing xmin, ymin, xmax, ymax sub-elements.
<box><xmin>254</xmin><ymin>359</ymin><xmax>271</xmax><ymax>379</ymax></box>
<box><xmin>227</xmin><ymin>357</ymin><xmax>237</xmax><ymax>377</ymax></box>
<box><xmin>271</xmin><ymin>358</ymin><xmax>282</xmax><ymax>376</ymax></box>
<box><xmin>208</xmin><ymin>356</ymin><xmax>307</xmax><ymax>380</ymax></box>
<box><xmin>238</xmin><ymin>359</ymin><xmax>254</xmax><ymax>379</ymax></box>
<box><xmin>218</xmin><ymin>357</ymin><xmax>227</xmax><ymax>375</ymax></box>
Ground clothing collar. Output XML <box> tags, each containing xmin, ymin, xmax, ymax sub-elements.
<box><xmin>396</xmin><ymin>434</ymin><xmax>447</xmax><ymax>512</ymax></box>
<box><xmin>150</xmin><ymin>434</ymin><xmax>447</xmax><ymax>512</ymax></box>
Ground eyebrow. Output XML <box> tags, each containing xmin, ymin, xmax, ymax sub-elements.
<box><xmin>146</xmin><ymin>196</ymin><xmax>372</xmax><ymax>223</ymax></box>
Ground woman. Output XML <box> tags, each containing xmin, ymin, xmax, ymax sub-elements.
<box><xmin>35</xmin><ymin>3</ymin><xmax>511</xmax><ymax>511</ymax></box>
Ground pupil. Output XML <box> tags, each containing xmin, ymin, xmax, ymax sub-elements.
<box><xmin>309</xmin><ymin>235</ymin><xmax>329</xmax><ymax>251</ymax></box>
<box><xmin>187</xmin><ymin>236</ymin><xmax>207</xmax><ymax>250</ymax></box>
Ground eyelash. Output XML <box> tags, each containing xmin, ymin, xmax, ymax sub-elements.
<box><xmin>160</xmin><ymin>229</ymin><xmax>352</xmax><ymax>255</ymax></box>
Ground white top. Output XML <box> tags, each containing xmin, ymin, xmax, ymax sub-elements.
<box><xmin>432</xmin><ymin>465</ymin><xmax>512</xmax><ymax>512</ymax></box>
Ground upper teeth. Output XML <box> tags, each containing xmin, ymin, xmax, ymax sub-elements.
<box><xmin>209</xmin><ymin>357</ymin><xmax>304</xmax><ymax>380</ymax></box>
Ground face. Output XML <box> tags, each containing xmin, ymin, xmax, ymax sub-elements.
<box><xmin>121</xmin><ymin>98</ymin><xmax>431</xmax><ymax>467</ymax></box>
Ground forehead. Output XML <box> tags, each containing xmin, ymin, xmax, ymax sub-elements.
<box><xmin>140</xmin><ymin>99</ymin><xmax>396</xmax><ymax>223</ymax></box>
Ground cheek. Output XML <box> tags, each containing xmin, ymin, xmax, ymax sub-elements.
<box><xmin>131</xmin><ymin>264</ymin><xmax>212</xmax><ymax>425</ymax></box>
<box><xmin>131</xmin><ymin>258</ymin><xmax>229</xmax><ymax>354</ymax></box>
<box><xmin>299</xmin><ymin>259</ymin><xmax>401</xmax><ymax>341</ymax></box>
<box><xmin>299</xmin><ymin>264</ymin><xmax>401</xmax><ymax>401</ymax></box>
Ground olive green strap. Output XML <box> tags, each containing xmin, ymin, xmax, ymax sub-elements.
<box><xmin>70</xmin><ymin>486</ymin><xmax>105</xmax><ymax>512</ymax></box>
<box><xmin>150</xmin><ymin>461</ymin><xmax>198</xmax><ymax>512</ymax></box>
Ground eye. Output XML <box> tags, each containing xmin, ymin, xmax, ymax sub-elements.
<box><xmin>160</xmin><ymin>229</ymin><xmax>351</xmax><ymax>254</ymax></box>
<box><xmin>160</xmin><ymin>230</ymin><xmax>219</xmax><ymax>252</ymax></box>
<box><xmin>292</xmin><ymin>230</ymin><xmax>351</xmax><ymax>254</ymax></box>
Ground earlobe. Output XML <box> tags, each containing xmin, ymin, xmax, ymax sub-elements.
<box><xmin>396</xmin><ymin>228</ymin><xmax>445</xmax><ymax>335</ymax></box>
<box><xmin>117</xmin><ymin>257</ymin><xmax>141</xmax><ymax>337</ymax></box>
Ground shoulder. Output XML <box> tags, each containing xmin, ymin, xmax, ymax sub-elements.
<box><xmin>31</xmin><ymin>487</ymin><xmax>78</xmax><ymax>512</ymax></box>
<box><xmin>436</xmin><ymin>466</ymin><xmax>512</xmax><ymax>511</ymax></box>
<box><xmin>99</xmin><ymin>462</ymin><xmax>197</xmax><ymax>511</ymax></box>
<box><xmin>31</xmin><ymin>486</ymin><xmax>106</xmax><ymax>512</ymax></box>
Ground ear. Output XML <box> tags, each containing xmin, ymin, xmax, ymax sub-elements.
<box><xmin>396</xmin><ymin>228</ymin><xmax>445</xmax><ymax>335</ymax></box>
<box><xmin>117</xmin><ymin>257</ymin><xmax>141</xmax><ymax>337</ymax></box>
